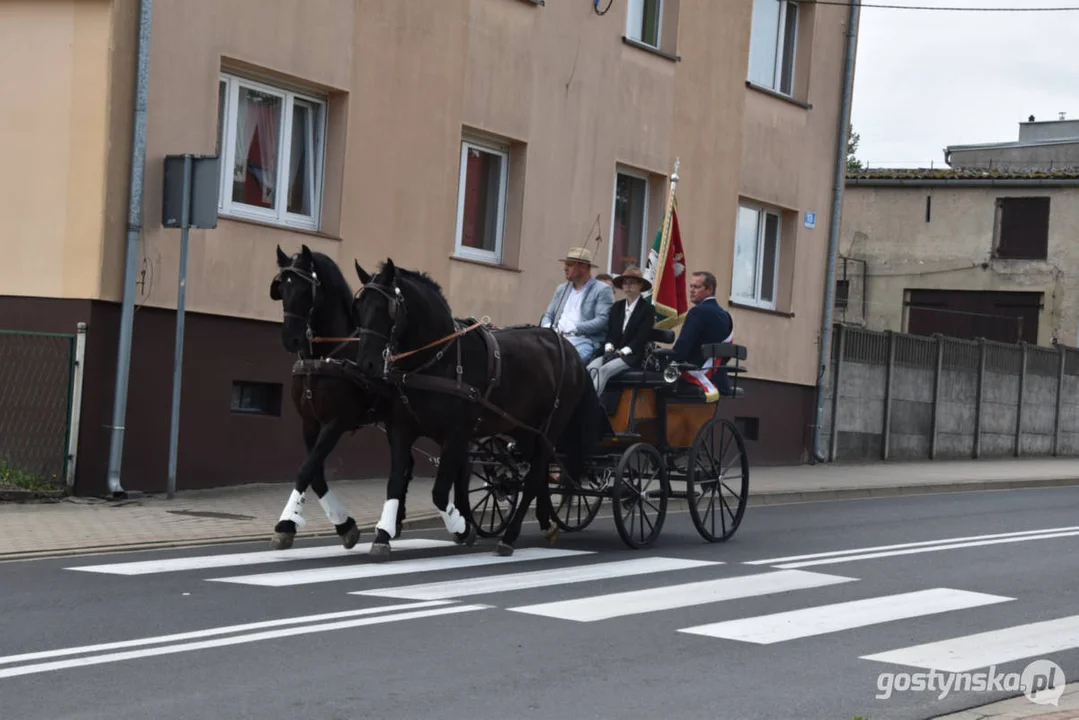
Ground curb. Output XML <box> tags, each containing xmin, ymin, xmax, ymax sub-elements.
<box><xmin>0</xmin><ymin>513</ymin><xmax>450</xmax><ymax>564</ymax></box>
<box><xmin>4</xmin><ymin>476</ymin><xmax>1079</xmax><ymax>562</ymax></box>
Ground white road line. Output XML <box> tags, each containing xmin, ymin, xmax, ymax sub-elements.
<box><xmin>0</xmin><ymin>604</ymin><xmax>489</xmax><ymax>680</ymax></box>
<box><xmin>65</xmin><ymin>539</ymin><xmax>458</xmax><ymax>575</ymax></box>
<box><xmin>0</xmin><ymin>601</ymin><xmax>450</xmax><ymax>666</ymax></box>
<box><xmin>677</xmin><ymin>588</ymin><xmax>1014</xmax><ymax>644</ymax></box>
<box><xmin>771</xmin><ymin>530</ymin><xmax>1079</xmax><ymax>569</ymax></box>
<box><xmin>351</xmin><ymin>557</ymin><xmax>722</xmax><ymax>600</ymax></box>
<box><xmin>506</xmin><ymin>569</ymin><xmax>857</xmax><ymax>622</ymax></box>
<box><xmin>207</xmin><ymin>547</ymin><xmax>595</xmax><ymax>587</ymax></box>
<box><xmin>861</xmin><ymin>614</ymin><xmax>1079</xmax><ymax>673</ymax></box>
<box><xmin>745</xmin><ymin>525</ymin><xmax>1079</xmax><ymax>566</ymax></box>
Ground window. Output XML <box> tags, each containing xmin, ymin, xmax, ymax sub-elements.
<box><xmin>994</xmin><ymin>196</ymin><xmax>1050</xmax><ymax>260</ymax></box>
<box><xmin>216</xmin><ymin>72</ymin><xmax>326</xmax><ymax>231</ymax></box>
<box><xmin>732</xmin><ymin>203</ymin><xmax>781</xmax><ymax>309</ymax></box>
<box><xmin>626</xmin><ymin>0</ymin><xmax>662</xmax><ymax>48</ymax></box>
<box><xmin>230</xmin><ymin>381</ymin><xmax>283</xmax><ymax>416</ymax></box>
<box><xmin>610</xmin><ymin>171</ymin><xmax>649</xmax><ymax>274</ymax></box>
<box><xmin>454</xmin><ymin>139</ymin><xmax>509</xmax><ymax>264</ymax></box>
<box><xmin>748</xmin><ymin>0</ymin><xmax>799</xmax><ymax>95</ymax></box>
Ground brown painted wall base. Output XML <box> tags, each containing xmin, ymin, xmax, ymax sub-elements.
<box><xmin>0</xmin><ymin>296</ymin><xmax>813</xmax><ymax>496</ymax></box>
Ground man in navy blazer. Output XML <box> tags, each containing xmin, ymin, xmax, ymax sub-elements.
<box><xmin>540</xmin><ymin>247</ymin><xmax>614</xmax><ymax>361</ymax></box>
<box><xmin>672</xmin><ymin>270</ymin><xmax>735</xmax><ymax>399</ymax></box>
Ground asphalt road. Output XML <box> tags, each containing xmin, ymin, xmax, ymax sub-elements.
<box><xmin>3</xmin><ymin>486</ymin><xmax>1079</xmax><ymax>720</ymax></box>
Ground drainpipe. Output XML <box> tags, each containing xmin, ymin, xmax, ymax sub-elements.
<box><xmin>105</xmin><ymin>0</ymin><xmax>154</xmax><ymax>498</ymax></box>
<box><xmin>812</xmin><ymin>0</ymin><xmax>860</xmax><ymax>463</ymax></box>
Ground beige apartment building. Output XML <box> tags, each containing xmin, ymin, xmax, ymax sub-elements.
<box><xmin>0</xmin><ymin>0</ymin><xmax>855</xmax><ymax>495</ymax></box>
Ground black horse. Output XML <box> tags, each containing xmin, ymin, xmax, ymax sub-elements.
<box><xmin>268</xmin><ymin>245</ymin><xmax>415</xmax><ymax>551</ymax></box>
<box><xmin>351</xmin><ymin>258</ymin><xmax>605</xmax><ymax>556</ymax></box>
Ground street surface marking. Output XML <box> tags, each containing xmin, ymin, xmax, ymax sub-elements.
<box><xmin>677</xmin><ymin>588</ymin><xmax>1014</xmax><ymax>644</ymax></box>
<box><xmin>65</xmin><ymin>539</ymin><xmax>457</xmax><ymax>575</ymax></box>
<box><xmin>207</xmin><ymin>547</ymin><xmax>594</xmax><ymax>587</ymax></box>
<box><xmin>506</xmin><ymin>569</ymin><xmax>856</xmax><ymax>622</ymax></box>
<box><xmin>760</xmin><ymin>530</ymin><xmax>1079</xmax><ymax>569</ymax></box>
<box><xmin>351</xmin><ymin>557</ymin><xmax>722</xmax><ymax>600</ymax></box>
<box><xmin>861</xmin><ymin>614</ymin><xmax>1079</xmax><ymax>673</ymax></box>
<box><xmin>0</xmin><ymin>603</ymin><xmax>488</xmax><ymax>680</ymax></box>
<box><xmin>745</xmin><ymin>525</ymin><xmax>1079</xmax><ymax>567</ymax></box>
<box><xmin>0</xmin><ymin>600</ymin><xmax>450</xmax><ymax>666</ymax></box>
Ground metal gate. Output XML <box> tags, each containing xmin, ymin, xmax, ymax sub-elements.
<box><xmin>0</xmin><ymin>324</ymin><xmax>87</xmax><ymax>491</ymax></box>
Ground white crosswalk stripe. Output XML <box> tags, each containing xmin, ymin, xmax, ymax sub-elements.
<box><xmin>60</xmin><ymin>541</ymin><xmax>1079</xmax><ymax>675</ymax></box>
<box><xmin>676</xmin><ymin>588</ymin><xmax>1014</xmax><ymax>644</ymax></box>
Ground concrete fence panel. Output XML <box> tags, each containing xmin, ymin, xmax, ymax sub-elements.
<box><xmin>823</xmin><ymin>324</ymin><xmax>1079</xmax><ymax>463</ymax></box>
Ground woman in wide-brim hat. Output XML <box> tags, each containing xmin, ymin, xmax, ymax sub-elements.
<box><xmin>612</xmin><ymin>265</ymin><xmax>652</xmax><ymax>293</ymax></box>
<box><xmin>586</xmin><ymin>264</ymin><xmax>656</xmax><ymax>396</ymax></box>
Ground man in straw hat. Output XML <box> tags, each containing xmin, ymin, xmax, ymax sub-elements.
<box><xmin>586</xmin><ymin>265</ymin><xmax>655</xmax><ymax>395</ymax></box>
<box><xmin>540</xmin><ymin>247</ymin><xmax>614</xmax><ymax>361</ymax></box>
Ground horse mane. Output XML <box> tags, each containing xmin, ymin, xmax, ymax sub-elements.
<box><xmin>376</xmin><ymin>261</ymin><xmax>455</xmax><ymax>321</ymax></box>
<box><xmin>310</xmin><ymin>251</ymin><xmax>354</xmax><ymax>320</ymax></box>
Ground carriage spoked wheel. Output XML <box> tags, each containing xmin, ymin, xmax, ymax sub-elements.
<box><xmin>466</xmin><ymin>436</ymin><xmax>523</xmax><ymax>539</ymax></box>
<box><xmin>549</xmin><ymin>465</ymin><xmax>604</xmax><ymax>533</ymax></box>
<box><xmin>611</xmin><ymin>442</ymin><xmax>669</xmax><ymax>549</ymax></box>
<box><xmin>686</xmin><ymin>417</ymin><xmax>750</xmax><ymax>542</ymax></box>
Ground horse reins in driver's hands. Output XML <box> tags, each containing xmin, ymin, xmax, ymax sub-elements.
<box><xmin>308</xmin><ymin>316</ymin><xmax>491</xmax><ymax>364</ymax></box>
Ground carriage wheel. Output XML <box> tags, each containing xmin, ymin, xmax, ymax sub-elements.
<box><xmin>467</xmin><ymin>437</ymin><xmax>523</xmax><ymax>539</ymax></box>
<box><xmin>687</xmin><ymin>418</ymin><xmax>749</xmax><ymax>542</ymax></box>
<box><xmin>549</xmin><ymin>467</ymin><xmax>604</xmax><ymax>532</ymax></box>
<box><xmin>612</xmin><ymin>443</ymin><xmax>669</xmax><ymax>549</ymax></box>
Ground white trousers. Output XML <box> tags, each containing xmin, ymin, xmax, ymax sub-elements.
<box><xmin>587</xmin><ymin>355</ymin><xmax>629</xmax><ymax>395</ymax></box>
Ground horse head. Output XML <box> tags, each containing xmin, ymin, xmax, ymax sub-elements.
<box><xmin>352</xmin><ymin>258</ymin><xmax>454</xmax><ymax>377</ymax></box>
<box><xmin>270</xmin><ymin>244</ymin><xmax>354</xmax><ymax>356</ymax></box>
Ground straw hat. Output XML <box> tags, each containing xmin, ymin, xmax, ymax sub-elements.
<box><xmin>613</xmin><ymin>265</ymin><xmax>652</xmax><ymax>292</ymax></box>
<box><xmin>559</xmin><ymin>247</ymin><xmax>598</xmax><ymax>267</ymax></box>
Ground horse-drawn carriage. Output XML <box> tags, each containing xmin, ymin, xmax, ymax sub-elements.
<box><xmin>269</xmin><ymin>245</ymin><xmax>750</xmax><ymax>558</ymax></box>
<box><xmin>465</xmin><ymin>328</ymin><xmax>751</xmax><ymax>550</ymax></box>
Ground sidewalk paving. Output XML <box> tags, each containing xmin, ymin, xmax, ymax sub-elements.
<box><xmin>2</xmin><ymin>457</ymin><xmax>1079</xmax><ymax>561</ymax></box>
<box><xmin>930</xmin><ymin>681</ymin><xmax>1079</xmax><ymax>719</ymax></box>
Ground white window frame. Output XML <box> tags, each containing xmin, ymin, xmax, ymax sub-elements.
<box><xmin>607</xmin><ymin>167</ymin><xmax>651</xmax><ymax>275</ymax></box>
<box><xmin>453</xmin><ymin>138</ymin><xmax>509</xmax><ymax>265</ymax></box>
<box><xmin>217</xmin><ymin>72</ymin><xmax>327</xmax><ymax>232</ymax></box>
<box><xmin>747</xmin><ymin>0</ymin><xmax>799</xmax><ymax>96</ymax></box>
<box><xmin>626</xmin><ymin>0</ymin><xmax>663</xmax><ymax>49</ymax></box>
<box><xmin>731</xmin><ymin>202</ymin><xmax>782</xmax><ymax>311</ymax></box>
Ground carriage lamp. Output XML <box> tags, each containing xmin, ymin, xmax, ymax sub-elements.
<box><xmin>663</xmin><ymin>363</ymin><xmax>681</xmax><ymax>384</ymax></box>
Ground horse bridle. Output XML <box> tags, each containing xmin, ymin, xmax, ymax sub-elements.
<box><xmin>273</xmin><ymin>263</ymin><xmax>322</xmax><ymax>355</ymax></box>
<box><xmin>354</xmin><ymin>280</ymin><xmax>406</xmax><ymax>374</ymax></box>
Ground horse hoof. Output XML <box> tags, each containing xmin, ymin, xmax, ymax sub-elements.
<box><xmin>369</xmin><ymin>542</ymin><xmax>391</xmax><ymax>561</ymax></box>
<box><xmin>454</xmin><ymin>523</ymin><xmax>478</xmax><ymax>547</ymax></box>
<box><xmin>542</xmin><ymin>525</ymin><xmax>560</xmax><ymax>546</ymax></box>
<box><xmin>494</xmin><ymin>541</ymin><xmax>514</xmax><ymax>557</ymax></box>
<box><xmin>270</xmin><ymin>532</ymin><xmax>295</xmax><ymax>550</ymax></box>
<box><xmin>340</xmin><ymin>524</ymin><xmax>361</xmax><ymax>550</ymax></box>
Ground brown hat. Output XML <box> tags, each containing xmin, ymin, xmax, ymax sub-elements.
<box><xmin>613</xmin><ymin>266</ymin><xmax>652</xmax><ymax>292</ymax></box>
<box><xmin>560</xmin><ymin>247</ymin><xmax>598</xmax><ymax>267</ymax></box>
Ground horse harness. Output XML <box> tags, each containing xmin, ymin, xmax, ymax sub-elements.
<box><xmin>358</xmin><ymin>279</ymin><xmax>569</xmax><ymax>453</ymax></box>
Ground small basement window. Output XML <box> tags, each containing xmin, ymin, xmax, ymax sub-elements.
<box><xmin>231</xmin><ymin>381</ymin><xmax>283</xmax><ymax>416</ymax></box>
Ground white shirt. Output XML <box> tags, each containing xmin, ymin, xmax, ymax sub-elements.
<box><xmin>622</xmin><ymin>297</ymin><xmax>639</xmax><ymax>332</ymax></box>
<box><xmin>556</xmin><ymin>285</ymin><xmax>585</xmax><ymax>334</ymax></box>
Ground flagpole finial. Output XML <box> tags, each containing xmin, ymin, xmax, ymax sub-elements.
<box><xmin>671</xmin><ymin>157</ymin><xmax>680</xmax><ymax>183</ymax></box>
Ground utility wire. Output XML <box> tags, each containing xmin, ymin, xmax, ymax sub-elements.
<box><xmin>802</xmin><ymin>1</ymin><xmax>1079</xmax><ymax>10</ymax></box>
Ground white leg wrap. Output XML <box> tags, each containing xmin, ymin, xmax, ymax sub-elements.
<box><xmin>439</xmin><ymin>502</ymin><xmax>466</xmax><ymax>535</ymax></box>
<box><xmin>376</xmin><ymin>499</ymin><xmax>400</xmax><ymax>539</ymax></box>
<box><xmin>278</xmin><ymin>489</ymin><xmax>307</xmax><ymax>528</ymax></box>
<box><xmin>317</xmin><ymin>489</ymin><xmax>350</xmax><ymax>526</ymax></box>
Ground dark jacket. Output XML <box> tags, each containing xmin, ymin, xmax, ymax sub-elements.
<box><xmin>673</xmin><ymin>297</ymin><xmax>735</xmax><ymax>394</ymax></box>
<box><xmin>604</xmin><ymin>296</ymin><xmax>655</xmax><ymax>368</ymax></box>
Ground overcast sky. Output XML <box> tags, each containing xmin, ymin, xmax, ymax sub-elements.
<box><xmin>848</xmin><ymin>0</ymin><xmax>1079</xmax><ymax>169</ymax></box>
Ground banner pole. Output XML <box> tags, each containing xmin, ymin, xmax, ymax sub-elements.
<box><xmin>652</xmin><ymin>157</ymin><xmax>680</xmax><ymax>301</ymax></box>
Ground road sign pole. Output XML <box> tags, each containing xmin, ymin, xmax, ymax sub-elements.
<box><xmin>166</xmin><ymin>155</ymin><xmax>192</xmax><ymax>500</ymax></box>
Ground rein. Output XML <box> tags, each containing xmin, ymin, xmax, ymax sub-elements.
<box><xmin>308</xmin><ymin>316</ymin><xmax>490</xmax><ymax>363</ymax></box>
